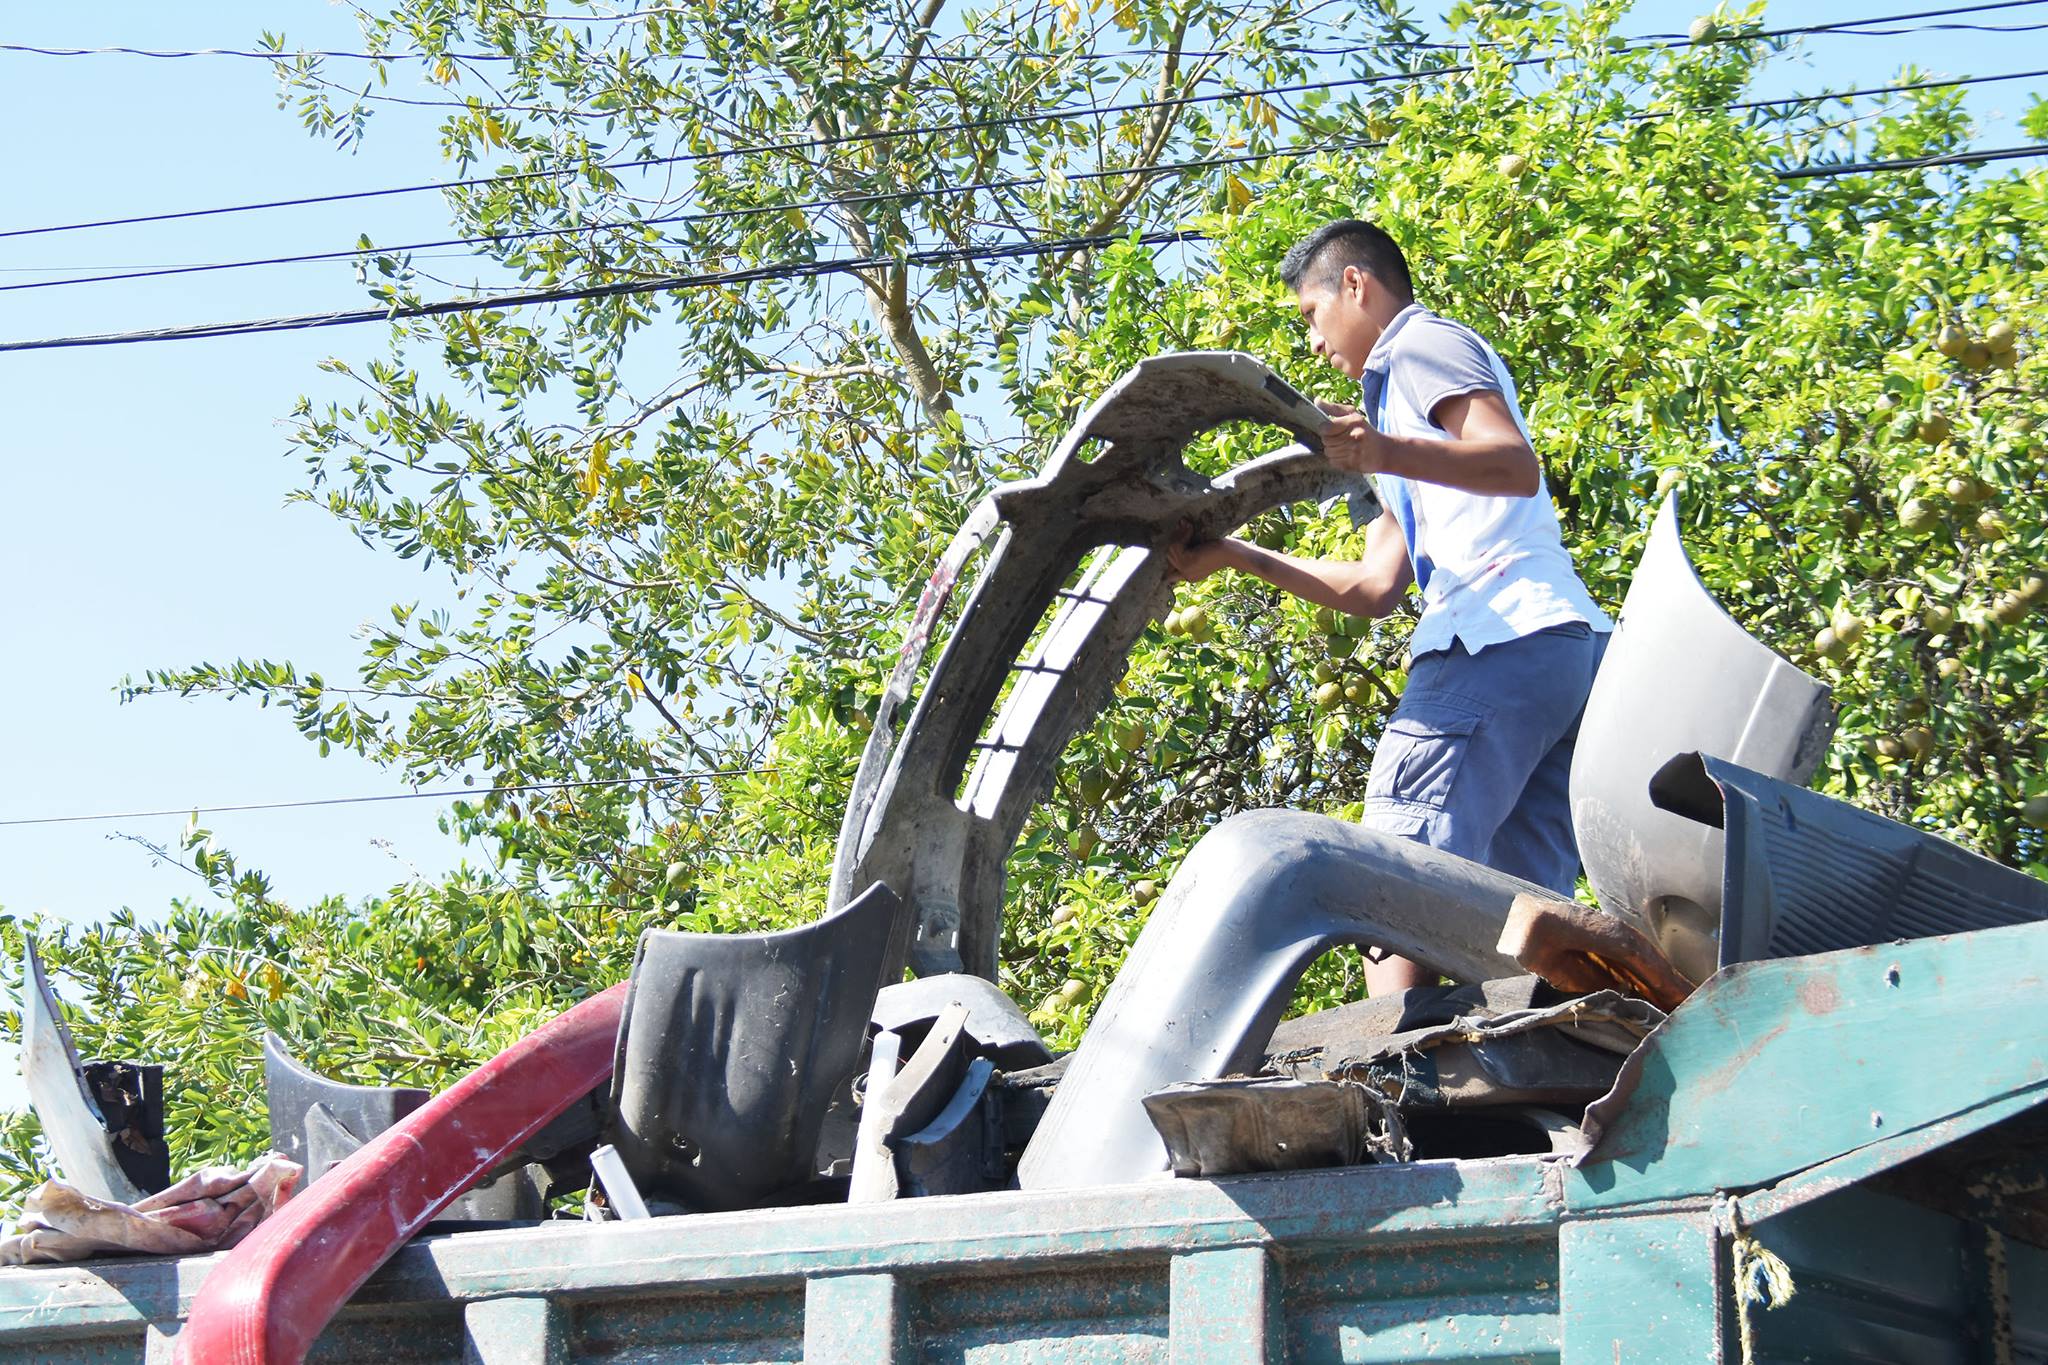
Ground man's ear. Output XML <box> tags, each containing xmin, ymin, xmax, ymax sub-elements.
<box><xmin>1341</xmin><ymin>264</ymin><xmax>1370</xmax><ymax>305</ymax></box>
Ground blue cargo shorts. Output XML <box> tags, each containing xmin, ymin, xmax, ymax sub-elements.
<box><xmin>1359</xmin><ymin>621</ymin><xmax>1609</xmax><ymax>896</ymax></box>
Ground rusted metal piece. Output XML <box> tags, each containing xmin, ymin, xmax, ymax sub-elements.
<box><xmin>1569</xmin><ymin>496</ymin><xmax>1835</xmax><ymax>984</ymax></box>
<box><xmin>1498</xmin><ymin>892</ymin><xmax>1696</xmax><ymax>1010</ymax></box>
<box><xmin>1017</xmin><ymin>808</ymin><xmax>1532</xmax><ymax>1190</ymax></box>
<box><xmin>1265</xmin><ymin>982</ymin><xmax>1662</xmax><ymax>1114</ymax></box>
<box><xmin>829</xmin><ymin>352</ymin><xmax>1377</xmax><ymax>979</ymax></box>
<box><xmin>1142</xmin><ymin>1076</ymin><xmax>1408</xmax><ymax>1178</ymax></box>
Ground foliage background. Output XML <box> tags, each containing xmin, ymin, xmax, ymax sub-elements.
<box><xmin>5</xmin><ymin>0</ymin><xmax>2045</xmax><ymax>1199</ymax></box>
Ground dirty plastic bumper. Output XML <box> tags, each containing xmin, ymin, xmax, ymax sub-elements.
<box><xmin>1016</xmin><ymin>809</ymin><xmax>1530</xmax><ymax>1190</ymax></box>
<box><xmin>831</xmin><ymin>352</ymin><xmax>1378</xmax><ymax>980</ymax></box>
<box><xmin>1569</xmin><ymin>496</ymin><xmax>1834</xmax><ymax>982</ymax></box>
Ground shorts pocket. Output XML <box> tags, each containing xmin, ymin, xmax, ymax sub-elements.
<box><xmin>1365</xmin><ymin>698</ymin><xmax>1485</xmax><ymax>816</ymax></box>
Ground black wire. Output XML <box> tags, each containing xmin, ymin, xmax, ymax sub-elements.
<box><xmin>0</xmin><ymin>228</ymin><xmax>1207</xmax><ymax>352</ymax></box>
<box><xmin>0</xmin><ymin>42</ymin><xmax>521</xmax><ymax>61</ymax></box>
<box><xmin>10</xmin><ymin>3</ymin><xmax>2037</xmax><ymax>63</ymax></box>
<box><xmin>10</xmin><ymin>65</ymin><xmax>2041</xmax><ymax>298</ymax></box>
<box><xmin>0</xmin><ymin>768</ymin><xmax>771</xmax><ymax>829</ymax></box>
<box><xmin>7</xmin><ymin>0</ymin><xmax>2041</xmax><ymax>243</ymax></box>
<box><xmin>1774</xmin><ymin>139</ymin><xmax>2048</xmax><ymax>177</ymax></box>
<box><xmin>10</xmin><ymin>127</ymin><xmax>2045</xmax><ymax>356</ymax></box>
<box><xmin>0</xmin><ymin>140</ymin><xmax>1361</xmax><ymax>296</ymax></box>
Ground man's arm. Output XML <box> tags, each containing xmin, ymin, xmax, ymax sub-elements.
<box><xmin>1320</xmin><ymin>391</ymin><xmax>1540</xmax><ymax>497</ymax></box>
<box><xmin>1165</xmin><ymin>507</ymin><xmax>1414</xmax><ymax>618</ymax></box>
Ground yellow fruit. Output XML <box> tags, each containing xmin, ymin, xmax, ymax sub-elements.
<box><xmin>1077</xmin><ymin>767</ymin><xmax>1112</xmax><ymax>804</ymax></box>
<box><xmin>1051</xmin><ymin>903</ymin><xmax>1077</xmax><ymax>926</ymax></box>
<box><xmin>1936</xmin><ymin>325</ymin><xmax>1969</xmax><ymax>358</ymax></box>
<box><xmin>1814</xmin><ymin>627</ymin><xmax>1843</xmax><ymax>660</ymax></box>
<box><xmin>1343</xmin><ymin>681</ymin><xmax>1366</xmax><ymax>703</ymax></box>
<box><xmin>1133</xmin><ymin>878</ymin><xmax>1161</xmax><ymax>905</ymax></box>
<box><xmin>1059</xmin><ymin>978</ymin><xmax>1088</xmax><ymax>1002</ymax></box>
<box><xmin>1961</xmin><ymin>342</ymin><xmax>1992</xmax><ymax>371</ymax></box>
<box><xmin>1898</xmin><ymin>499</ymin><xmax>1938</xmax><ymax>532</ymax></box>
<box><xmin>1976</xmin><ymin>510</ymin><xmax>2010</xmax><ymax>542</ymax></box>
<box><xmin>1688</xmin><ymin>15</ymin><xmax>1718</xmax><ymax>42</ymax></box>
<box><xmin>1945</xmin><ymin>475</ymin><xmax>1983</xmax><ymax>504</ymax></box>
<box><xmin>664</xmin><ymin>862</ymin><xmax>689</xmax><ymax>887</ymax></box>
<box><xmin>1922</xmin><ymin>603</ymin><xmax>1956</xmax><ymax>632</ymax></box>
<box><xmin>2019</xmin><ymin>576</ymin><xmax>2048</xmax><ymax>604</ymax></box>
<box><xmin>1497</xmin><ymin>153</ymin><xmax>1529</xmax><ymax>177</ymax></box>
<box><xmin>1068</xmin><ymin>825</ymin><xmax>1100</xmax><ymax>859</ymax></box>
<box><xmin>1314</xmin><ymin>661</ymin><xmax>1339</xmax><ymax>685</ymax></box>
<box><xmin>1114</xmin><ymin>721</ymin><xmax>1147</xmax><ymax>752</ymax></box>
<box><xmin>1314</xmin><ymin>681</ymin><xmax>1344</xmax><ymax>710</ymax></box>
<box><xmin>1833</xmin><ymin>615</ymin><xmax>1867</xmax><ymax>646</ymax></box>
<box><xmin>1655</xmin><ymin>467</ymin><xmax>1686</xmax><ymax>498</ymax></box>
<box><xmin>1164</xmin><ymin>608</ymin><xmax>1186</xmax><ymax>636</ymax></box>
<box><xmin>1901</xmin><ymin>726</ymin><xmax>1934</xmax><ymax>760</ymax></box>
<box><xmin>1986</xmin><ymin>319</ymin><xmax>2018</xmax><ymax>352</ymax></box>
<box><xmin>1313</xmin><ymin>606</ymin><xmax>1338</xmax><ymax>634</ymax></box>
<box><xmin>1916</xmin><ymin>415</ymin><xmax>1951</xmax><ymax>445</ymax></box>
<box><xmin>1937</xmin><ymin>656</ymin><xmax>1965</xmax><ymax>680</ymax></box>
<box><xmin>1874</xmin><ymin>736</ymin><xmax>1905</xmax><ymax>760</ymax></box>
<box><xmin>1183</xmin><ymin>605</ymin><xmax>1212</xmax><ymax>638</ymax></box>
<box><xmin>1990</xmin><ymin>347</ymin><xmax>2019</xmax><ymax>371</ymax></box>
<box><xmin>1991</xmin><ymin>592</ymin><xmax>2028</xmax><ymax>625</ymax></box>
<box><xmin>2022</xmin><ymin>795</ymin><xmax>2048</xmax><ymax>828</ymax></box>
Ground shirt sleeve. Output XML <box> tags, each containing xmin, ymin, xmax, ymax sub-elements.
<box><xmin>1392</xmin><ymin>318</ymin><xmax>1503</xmax><ymax>431</ymax></box>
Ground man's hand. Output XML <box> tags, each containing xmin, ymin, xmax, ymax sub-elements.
<box><xmin>1315</xmin><ymin>399</ymin><xmax>1389</xmax><ymax>476</ymax></box>
<box><xmin>1165</xmin><ymin>532</ymin><xmax>1242</xmax><ymax>584</ymax></box>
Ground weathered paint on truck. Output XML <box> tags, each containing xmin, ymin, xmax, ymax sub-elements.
<box><xmin>5</xmin><ymin>921</ymin><xmax>2045</xmax><ymax>1362</ymax></box>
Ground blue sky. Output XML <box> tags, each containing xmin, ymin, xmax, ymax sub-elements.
<box><xmin>0</xmin><ymin>2</ymin><xmax>2041</xmax><ymax>1109</ymax></box>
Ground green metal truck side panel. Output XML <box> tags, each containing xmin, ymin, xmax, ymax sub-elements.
<box><xmin>1558</xmin><ymin>1207</ymin><xmax>1726</xmax><ymax>1362</ymax></box>
<box><xmin>6</xmin><ymin>924</ymin><xmax>2047</xmax><ymax>1361</ymax></box>
<box><xmin>1569</xmin><ymin>921</ymin><xmax>2048</xmax><ymax>1212</ymax></box>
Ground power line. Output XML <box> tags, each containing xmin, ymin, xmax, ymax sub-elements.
<box><xmin>0</xmin><ymin>768</ymin><xmax>774</xmax><ymax>829</ymax></box>
<box><xmin>0</xmin><ymin>42</ymin><xmax>520</xmax><ymax>61</ymax></box>
<box><xmin>9</xmin><ymin>64</ymin><xmax>2042</xmax><ymax>299</ymax></box>
<box><xmin>10</xmin><ymin>125</ymin><xmax>2045</xmax><ymax>357</ymax></box>
<box><xmin>0</xmin><ymin>228</ymin><xmax>1208</xmax><ymax>352</ymax></box>
<box><xmin>12</xmin><ymin>3</ymin><xmax>2037</xmax><ymax>63</ymax></box>
<box><xmin>1774</xmin><ymin>139</ymin><xmax>2048</xmax><ymax>178</ymax></box>
<box><xmin>0</xmin><ymin>140</ymin><xmax>1354</xmax><ymax>297</ymax></box>
<box><xmin>8</xmin><ymin>0</ymin><xmax>2041</xmax><ymax>243</ymax></box>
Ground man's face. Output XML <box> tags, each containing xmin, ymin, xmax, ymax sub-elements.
<box><xmin>1294</xmin><ymin>265</ymin><xmax>1380</xmax><ymax>381</ymax></box>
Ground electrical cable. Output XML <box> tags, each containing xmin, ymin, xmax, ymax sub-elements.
<box><xmin>0</xmin><ymin>228</ymin><xmax>1208</xmax><ymax>352</ymax></box>
<box><xmin>11</xmin><ymin>2</ymin><xmax>2039</xmax><ymax>63</ymax></box>
<box><xmin>0</xmin><ymin>138</ymin><xmax>1365</xmax><ymax>295</ymax></box>
<box><xmin>7</xmin><ymin>65</ymin><xmax>2041</xmax><ymax>298</ymax></box>
<box><xmin>10</xmin><ymin>125</ymin><xmax>2044</xmax><ymax>355</ymax></box>
<box><xmin>1774</xmin><ymin>139</ymin><xmax>2048</xmax><ymax>177</ymax></box>
<box><xmin>8</xmin><ymin>63</ymin><xmax>2041</xmax><ymax>297</ymax></box>
<box><xmin>0</xmin><ymin>767</ymin><xmax>774</xmax><ymax>829</ymax></box>
<box><xmin>6</xmin><ymin>0</ymin><xmax>2040</xmax><ymax>242</ymax></box>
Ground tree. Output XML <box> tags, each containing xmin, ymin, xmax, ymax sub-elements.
<box><xmin>7</xmin><ymin>0</ymin><xmax>2046</xmax><ymax>1198</ymax></box>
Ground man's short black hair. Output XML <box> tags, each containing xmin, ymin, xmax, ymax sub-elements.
<box><xmin>1279</xmin><ymin>218</ymin><xmax>1414</xmax><ymax>301</ymax></box>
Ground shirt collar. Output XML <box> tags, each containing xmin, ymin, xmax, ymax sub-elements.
<box><xmin>1361</xmin><ymin>303</ymin><xmax>1430</xmax><ymax>378</ymax></box>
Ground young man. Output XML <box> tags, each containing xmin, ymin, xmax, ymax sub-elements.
<box><xmin>1168</xmin><ymin>218</ymin><xmax>1612</xmax><ymax>995</ymax></box>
